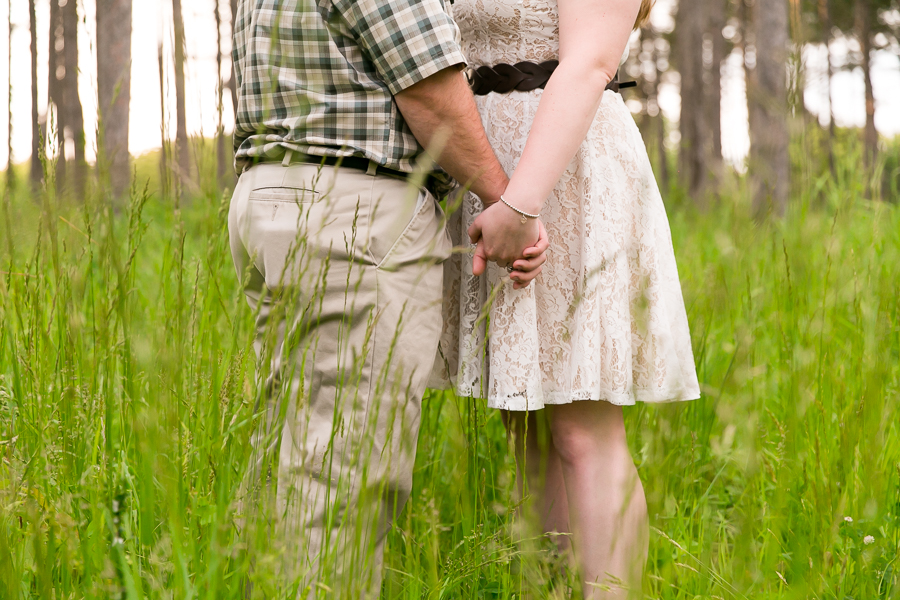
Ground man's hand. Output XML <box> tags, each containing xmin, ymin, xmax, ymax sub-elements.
<box><xmin>469</xmin><ymin>201</ymin><xmax>549</xmax><ymax>287</ymax></box>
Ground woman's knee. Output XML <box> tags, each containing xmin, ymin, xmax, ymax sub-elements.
<box><xmin>548</xmin><ymin>401</ymin><xmax>628</xmax><ymax>465</ymax></box>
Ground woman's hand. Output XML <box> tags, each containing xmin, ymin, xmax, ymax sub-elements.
<box><xmin>469</xmin><ymin>204</ymin><xmax>549</xmax><ymax>289</ymax></box>
<box><xmin>468</xmin><ymin>199</ymin><xmax>543</xmax><ymax>275</ymax></box>
<box><xmin>509</xmin><ymin>221</ymin><xmax>549</xmax><ymax>289</ymax></box>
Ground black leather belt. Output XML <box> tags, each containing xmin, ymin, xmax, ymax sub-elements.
<box><xmin>280</xmin><ymin>150</ymin><xmax>414</xmax><ymax>180</ymax></box>
<box><xmin>466</xmin><ymin>60</ymin><xmax>636</xmax><ymax>95</ymax></box>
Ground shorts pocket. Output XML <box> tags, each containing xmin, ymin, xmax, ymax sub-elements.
<box><xmin>248</xmin><ymin>186</ymin><xmax>320</xmax><ymax>203</ymax></box>
<box><xmin>377</xmin><ymin>190</ymin><xmax>452</xmax><ymax>271</ymax></box>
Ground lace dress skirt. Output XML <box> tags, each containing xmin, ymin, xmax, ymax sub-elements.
<box><xmin>432</xmin><ymin>0</ymin><xmax>701</xmax><ymax>411</ymax></box>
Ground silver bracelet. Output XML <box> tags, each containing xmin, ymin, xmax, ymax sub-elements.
<box><xmin>500</xmin><ymin>195</ymin><xmax>540</xmax><ymax>224</ymax></box>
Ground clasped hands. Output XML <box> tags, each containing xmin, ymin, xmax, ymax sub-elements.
<box><xmin>467</xmin><ymin>199</ymin><xmax>549</xmax><ymax>290</ymax></box>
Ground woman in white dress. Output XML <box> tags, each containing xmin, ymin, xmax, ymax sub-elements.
<box><xmin>437</xmin><ymin>0</ymin><xmax>702</xmax><ymax>596</ymax></box>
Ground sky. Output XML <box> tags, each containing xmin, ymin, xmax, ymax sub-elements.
<box><xmin>0</xmin><ymin>0</ymin><xmax>898</xmax><ymax>169</ymax></box>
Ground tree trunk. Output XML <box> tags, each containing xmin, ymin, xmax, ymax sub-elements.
<box><xmin>7</xmin><ymin>0</ymin><xmax>15</xmax><ymax>192</ymax></box>
<box><xmin>48</xmin><ymin>0</ymin><xmax>62</xmax><ymax>191</ymax></box>
<box><xmin>675</xmin><ymin>0</ymin><xmax>704</xmax><ymax>196</ymax></box>
<box><xmin>158</xmin><ymin>40</ymin><xmax>169</xmax><ymax>199</ymax></box>
<box><xmin>29</xmin><ymin>0</ymin><xmax>42</xmax><ymax>189</ymax></box>
<box><xmin>229</xmin><ymin>0</ymin><xmax>238</xmax><ymax>114</ymax></box>
<box><xmin>60</xmin><ymin>0</ymin><xmax>86</xmax><ymax>198</ymax></box>
<box><xmin>97</xmin><ymin>0</ymin><xmax>133</xmax><ymax>199</ymax></box>
<box><xmin>856</xmin><ymin>0</ymin><xmax>877</xmax><ymax>169</ymax></box>
<box><xmin>643</xmin><ymin>25</ymin><xmax>669</xmax><ymax>190</ymax></box>
<box><xmin>215</xmin><ymin>0</ymin><xmax>227</xmax><ymax>187</ymax></box>
<box><xmin>172</xmin><ymin>0</ymin><xmax>189</xmax><ymax>192</ymax></box>
<box><xmin>818</xmin><ymin>0</ymin><xmax>835</xmax><ymax>175</ymax></box>
<box><xmin>705</xmin><ymin>0</ymin><xmax>725</xmax><ymax>164</ymax></box>
<box><xmin>675</xmin><ymin>0</ymin><xmax>724</xmax><ymax>203</ymax></box>
<box><xmin>748</xmin><ymin>0</ymin><xmax>791</xmax><ymax>218</ymax></box>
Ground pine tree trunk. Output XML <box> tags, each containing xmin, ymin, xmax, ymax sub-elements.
<box><xmin>644</xmin><ymin>25</ymin><xmax>669</xmax><ymax>189</ymax></box>
<box><xmin>856</xmin><ymin>0</ymin><xmax>877</xmax><ymax>169</ymax></box>
<box><xmin>675</xmin><ymin>0</ymin><xmax>705</xmax><ymax>196</ymax></box>
<box><xmin>49</xmin><ymin>0</ymin><xmax>63</xmax><ymax>190</ymax></box>
<box><xmin>158</xmin><ymin>41</ymin><xmax>169</xmax><ymax>199</ymax></box>
<box><xmin>29</xmin><ymin>0</ymin><xmax>42</xmax><ymax>189</ymax></box>
<box><xmin>676</xmin><ymin>0</ymin><xmax>724</xmax><ymax>203</ymax></box>
<box><xmin>818</xmin><ymin>0</ymin><xmax>835</xmax><ymax>175</ymax></box>
<box><xmin>7</xmin><ymin>0</ymin><xmax>15</xmax><ymax>192</ymax></box>
<box><xmin>97</xmin><ymin>0</ymin><xmax>133</xmax><ymax>199</ymax></box>
<box><xmin>61</xmin><ymin>0</ymin><xmax>85</xmax><ymax>198</ymax></box>
<box><xmin>229</xmin><ymin>0</ymin><xmax>238</xmax><ymax>114</ymax></box>
<box><xmin>172</xmin><ymin>0</ymin><xmax>189</xmax><ymax>191</ymax></box>
<box><xmin>706</xmin><ymin>0</ymin><xmax>725</xmax><ymax>164</ymax></box>
<box><xmin>215</xmin><ymin>0</ymin><xmax>227</xmax><ymax>187</ymax></box>
<box><xmin>748</xmin><ymin>0</ymin><xmax>790</xmax><ymax>218</ymax></box>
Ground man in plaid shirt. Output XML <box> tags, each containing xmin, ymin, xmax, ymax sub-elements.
<box><xmin>228</xmin><ymin>0</ymin><xmax>547</xmax><ymax>596</ymax></box>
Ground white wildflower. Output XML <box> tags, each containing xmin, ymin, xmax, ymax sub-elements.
<box><xmin>843</xmin><ymin>516</ymin><xmax>853</xmax><ymax>523</ymax></box>
<box><xmin>863</xmin><ymin>535</ymin><xmax>874</xmax><ymax>545</ymax></box>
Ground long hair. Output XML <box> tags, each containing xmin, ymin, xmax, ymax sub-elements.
<box><xmin>634</xmin><ymin>0</ymin><xmax>654</xmax><ymax>29</ymax></box>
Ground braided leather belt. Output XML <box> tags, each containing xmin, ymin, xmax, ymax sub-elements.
<box><xmin>466</xmin><ymin>60</ymin><xmax>636</xmax><ymax>95</ymax></box>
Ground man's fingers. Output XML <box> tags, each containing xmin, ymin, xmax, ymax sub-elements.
<box><xmin>472</xmin><ymin>239</ymin><xmax>487</xmax><ymax>276</ymax></box>
<box><xmin>467</xmin><ymin>217</ymin><xmax>483</xmax><ymax>245</ymax></box>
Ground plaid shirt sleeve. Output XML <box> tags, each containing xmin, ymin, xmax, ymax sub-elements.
<box><xmin>334</xmin><ymin>0</ymin><xmax>466</xmax><ymax>95</ymax></box>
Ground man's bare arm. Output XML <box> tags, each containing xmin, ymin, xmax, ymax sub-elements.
<box><xmin>394</xmin><ymin>66</ymin><xmax>508</xmax><ymax>205</ymax></box>
<box><xmin>395</xmin><ymin>66</ymin><xmax>544</xmax><ymax>273</ymax></box>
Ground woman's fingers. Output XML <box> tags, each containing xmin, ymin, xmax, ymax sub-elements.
<box><xmin>509</xmin><ymin>220</ymin><xmax>549</xmax><ymax>288</ymax></box>
<box><xmin>511</xmin><ymin>251</ymin><xmax>547</xmax><ymax>273</ymax></box>
<box><xmin>522</xmin><ymin>220</ymin><xmax>550</xmax><ymax>258</ymax></box>
<box><xmin>511</xmin><ymin>265</ymin><xmax>543</xmax><ymax>289</ymax></box>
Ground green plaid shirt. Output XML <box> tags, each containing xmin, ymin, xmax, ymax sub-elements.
<box><xmin>232</xmin><ymin>0</ymin><xmax>466</xmax><ymax>174</ymax></box>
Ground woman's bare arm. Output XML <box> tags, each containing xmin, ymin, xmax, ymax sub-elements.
<box><xmin>489</xmin><ymin>0</ymin><xmax>641</xmax><ymax>216</ymax></box>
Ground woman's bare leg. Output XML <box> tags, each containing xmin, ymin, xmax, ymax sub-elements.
<box><xmin>503</xmin><ymin>411</ymin><xmax>571</xmax><ymax>545</ymax></box>
<box><xmin>547</xmin><ymin>401</ymin><xmax>648</xmax><ymax>599</ymax></box>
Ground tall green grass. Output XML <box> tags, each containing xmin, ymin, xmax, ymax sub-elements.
<box><xmin>0</xmin><ymin>142</ymin><xmax>898</xmax><ymax>598</ymax></box>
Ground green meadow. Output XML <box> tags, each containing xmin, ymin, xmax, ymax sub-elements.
<box><xmin>0</xmin><ymin>138</ymin><xmax>898</xmax><ymax>598</ymax></box>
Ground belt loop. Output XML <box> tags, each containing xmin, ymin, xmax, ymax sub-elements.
<box><xmin>366</xmin><ymin>160</ymin><xmax>378</xmax><ymax>176</ymax></box>
<box><xmin>282</xmin><ymin>148</ymin><xmax>294</xmax><ymax>167</ymax></box>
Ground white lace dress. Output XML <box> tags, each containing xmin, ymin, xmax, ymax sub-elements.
<box><xmin>432</xmin><ymin>0</ymin><xmax>701</xmax><ymax>410</ymax></box>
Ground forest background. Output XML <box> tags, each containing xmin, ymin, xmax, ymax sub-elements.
<box><xmin>0</xmin><ymin>0</ymin><xmax>899</xmax><ymax>598</ymax></box>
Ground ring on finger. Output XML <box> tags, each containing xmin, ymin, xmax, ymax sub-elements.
<box><xmin>505</xmin><ymin>265</ymin><xmax>514</xmax><ymax>273</ymax></box>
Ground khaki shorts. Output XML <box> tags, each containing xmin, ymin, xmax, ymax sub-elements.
<box><xmin>228</xmin><ymin>162</ymin><xmax>452</xmax><ymax>598</ymax></box>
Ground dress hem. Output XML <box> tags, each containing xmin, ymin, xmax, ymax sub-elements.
<box><xmin>453</xmin><ymin>386</ymin><xmax>701</xmax><ymax>412</ymax></box>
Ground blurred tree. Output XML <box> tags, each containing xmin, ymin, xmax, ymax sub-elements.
<box><xmin>158</xmin><ymin>40</ymin><xmax>170</xmax><ymax>199</ymax></box>
<box><xmin>675</xmin><ymin>0</ymin><xmax>726</xmax><ymax>202</ymax></box>
<box><xmin>48</xmin><ymin>0</ymin><xmax>86</xmax><ymax>198</ymax></box>
<box><xmin>64</xmin><ymin>0</ymin><xmax>86</xmax><ymax>197</ymax></box>
<box><xmin>817</xmin><ymin>0</ymin><xmax>837</xmax><ymax>174</ymax></box>
<box><xmin>637</xmin><ymin>25</ymin><xmax>670</xmax><ymax>189</ymax></box>
<box><xmin>29</xmin><ymin>0</ymin><xmax>42</xmax><ymax>189</ymax></box>
<box><xmin>215</xmin><ymin>0</ymin><xmax>228</xmax><ymax>188</ymax></box>
<box><xmin>229</xmin><ymin>0</ymin><xmax>238</xmax><ymax>117</ymax></box>
<box><xmin>172</xmin><ymin>0</ymin><xmax>189</xmax><ymax>195</ymax></box>
<box><xmin>705</xmin><ymin>0</ymin><xmax>726</xmax><ymax>172</ymax></box>
<box><xmin>97</xmin><ymin>0</ymin><xmax>133</xmax><ymax>199</ymax></box>
<box><xmin>748</xmin><ymin>0</ymin><xmax>791</xmax><ymax>217</ymax></box>
<box><xmin>826</xmin><ymin>0</ymin><xmax>895</xmax><ymax>177</ymax></box>
<box><xmin>48</xmin><ymin>0</ymin><xmax>60</xmax><ymax>187</ymax></box>
<box><xmin>7</xmin><ymin>0</ymin><xmax>14</xmax><ymax>192</ymax></box>
<box><xmin>855</xmin><ymin>0</ymin><xmax>877</xmax><ymax>166</ymax></box>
